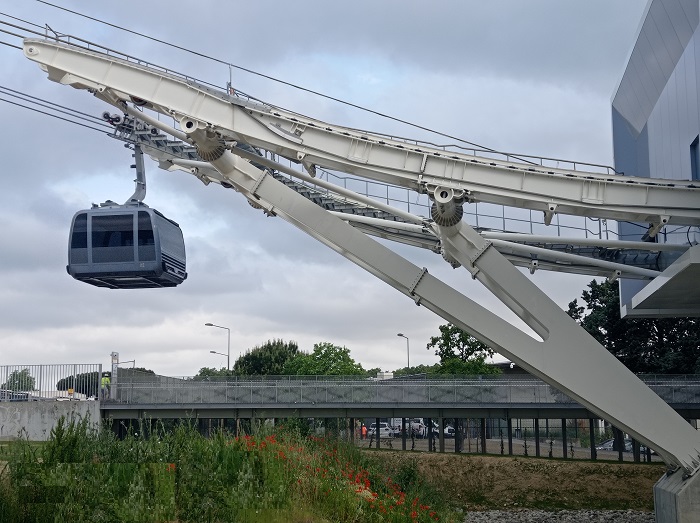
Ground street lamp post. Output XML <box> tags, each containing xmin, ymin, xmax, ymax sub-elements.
<box><xmin>205</xmin><ymin>323</ymin><xmax>231</xmax><ymax>371</ymax></box>
<box><xmin>209</xmin><ymin>350</ymin><xmax>227</xmax><ymax>365</ymax></box>
<box><xmin>397</xmin><ymin>333</ymin><xmax>410</xmax><ymax>369</ymax></box>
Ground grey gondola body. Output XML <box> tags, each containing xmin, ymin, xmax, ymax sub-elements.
<box><xmin>67</xmin><ymin>203</ymin><xmax>187</xmax><ymax>289</ymax></box>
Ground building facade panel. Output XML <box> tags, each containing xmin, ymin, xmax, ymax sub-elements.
<box><xmin>612</xmin><ymin>0</ymin><xmax>700</xmax><ymax>308</ymax></box>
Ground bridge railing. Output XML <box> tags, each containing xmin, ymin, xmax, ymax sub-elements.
<box><xmin>108</xmin><ymin>372</ymin><xmax>700</xmax><ymax>406</ymax></box>
<box><xmin>0</xmin><ymin>363</ymin><xmax>103</xmax><ymax>401</ymax></box>
<box><xmin>1</xmin><ymin>365</ymin><xmax>695</xmax><ymax>406</ymax></box>
<box><xmin>115</xmin><ymin>379</ymin><xmax>561</xmax><ymax>405</ymax></box>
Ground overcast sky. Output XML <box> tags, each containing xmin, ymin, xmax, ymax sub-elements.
<box><xmin>0</xmin><ymin>1</ymin><xmax>648</xmax><ymax>377</ymax></box>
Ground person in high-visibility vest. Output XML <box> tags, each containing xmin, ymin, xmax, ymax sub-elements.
<box><xmin>101</xmin><ymin>372</ymin><xmax>111</xmax><ymax>400</ymax></box>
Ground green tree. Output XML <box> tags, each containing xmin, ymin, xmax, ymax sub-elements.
<box><xmin>192</xmin><ymin>367</ymin><xmax>234</xmax><ymax>380</ymax></box>
<box><xmin>392</xmin><ymin>364</ymin><xmax>441</xmax><ymax>377</ymax></box>
<box><xmin>567</xmin><ymin>279</ymin><xmax>700</xmax><ymax>374</ymax></box>
<box><xmin>426</xmin><ymin>323</ymin><xmax>499</xmax><ymax>375</ymax></box>
<box><xmin>234</xmin><ymin>339</ymin><xmax>299</xmax><ymax>375</ymax></box>
<box><xmin>131</xmin><ymin>367</ymin><xmax>155</xmax><ymax>375</ymax></box>
<box><xmin>56</xmin><ymin>372</ymin><xmax>99</xmax><ymax>397</ymax></box>
<box><xmin>435</xmin><ymin>358</ymin><xmax>500</xmax><ymax>375</ymax></box>
<box><xmin>283</xmin><ymin>342</ymin><xmax>365</xmax><ymax>375</ymax></box>
<box><xmin>1</xmin><ymin>369</ymin><xmax>36</xmax><ymax>391</ymax></box>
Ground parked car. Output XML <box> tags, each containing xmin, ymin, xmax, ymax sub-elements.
<box><xmin>595</xmin><ymin>438</ymin><xmax>615</xmax><ymax>451</ymax></box>
<box><xmin>444</xmin><ymin>425</ymin><xmax>455</xmax><ymax>438</ymax></box>
<box><xmin>406</xmin><ymin>419</ymin><xmax>443</xmax><ymax>438</ymax></box>
<box><xmin>0</xmin><ymin>389</ymin><xmax>30</xmax><ymax>402</ymax></box>
<box><xmin>595</xmin><ymin>438</ymin><xmax>635</xmax><ymax>452</ymax></box>
<box><xmin>367</xmin><ymin>422</ymin><xmax>394</xmax><ymax>438</ymax></box>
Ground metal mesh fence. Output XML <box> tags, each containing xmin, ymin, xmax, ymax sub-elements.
<box><xmin>0</xmin><ymin>364</ymin><xmax>102</xmax><ymax>401</ymax></box>
<box><xmin>110</xmin><ymin>372</ymin><xmax>700</xmax><ymax>406</ymax></box>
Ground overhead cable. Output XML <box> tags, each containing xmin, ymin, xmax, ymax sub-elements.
<box><xmin>0</xmin><ymin>96</ymin><xmax>112</xmax><ymax>134</ymax></box>
<box><xmin>32</xmin><ymin>0</ymin><xmax>531</xmax><ymax>162</ymax></box>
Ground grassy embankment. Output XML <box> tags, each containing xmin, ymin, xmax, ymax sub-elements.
<box><xmin>368</xmin><ymin>448</ymin><xmax>665</xmax><ymax>512</ymax></box>
<box><xmin>0</xmin><ymin>417</ymin><xmax>459</xmax><ymax>523</ymax></box>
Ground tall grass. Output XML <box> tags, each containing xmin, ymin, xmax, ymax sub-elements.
<box><xmin>0</xmin><ymin>417</ymin><xmax>458</xmax><ymax>522</ymax></box>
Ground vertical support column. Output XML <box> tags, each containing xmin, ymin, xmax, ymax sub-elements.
<box><xmin>481</xmin><ymin>418</ymin><xmax>486</xmax><ymax>454</ymax></box>
<box><xmin>376</xmin><ymin>417</ymin><xmax>381</xmax><ymax>449</ymax></box>
<box><xmin>589</xmin><ymin>419</ymin><xmax>597</xmax><ymax>461</ymax></box>
<box><xmin>402</xmin><ymin>418</ymin><xmax>407</xmax><ymax>450</ymax></box>
<box><xmin>632</xmin><ymin>439</ymin><xmax>641</xmax><ymax>462</ymax></box>
<box><xmin>426</xmin><ymin>417</ymin><xmax>432</xmax><ymax>451</ymax></box>
<box><xmin>455</xmin><ymin>418</ymin><xmax>461</xmax><ymax>453</ymax></box>
<box><xmin>535</xmin><ymin>418</ymin><xmax>540</xmax><ymax>457</ymax></box>
<box><xmin>615</xmin><ymin>427</ymin><xmax>624</xmax><ymax>462</ymax></box>
<box><xmin>561</xmin><ymin>418</ymin><xmax>568</xmax><ymax>459</ymax></box>
<box><xmin>110</xmin><ymin>352</ymin><xmax>119</xmax><ymax>401</ymax></box>
<box><xmin>439</xmin><ymin>417</ymin><xmax>445</xmax><ymax>453</ymax></box>
<box><xmin>507</xmin><ymin>418</ymin><xmax>513</xmax><ymax>455</ymax></box>
<box><xmin>350</xmin><ymin>417</ymin><xmax>355</xmax><ymax>444</ymax></box>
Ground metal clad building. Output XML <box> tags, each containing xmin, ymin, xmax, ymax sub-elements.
<box><xmin>612</xmin><ymin>0</ymin><xmax>700</xmax><ymax>313</ymax></box>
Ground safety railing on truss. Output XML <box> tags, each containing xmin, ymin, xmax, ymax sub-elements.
<box><xmin>0</xmin><ymin>363</ymin><xmax>103</xmax><ymax>402</ymax></box>
<box><xmin>30</xmin><ymin>31</ymin><xmax>694</xmax><ymax>247</ymax></box>
<box><xmin>108</xmin><ymin>372</ymin><xmax>700</xmax><ymax>407</ymax></box>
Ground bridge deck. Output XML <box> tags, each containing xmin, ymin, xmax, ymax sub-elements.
<box><xmin>103</xmin><ymin>374</ymin><xmax>700</xmax><ymax>420</ymax></box>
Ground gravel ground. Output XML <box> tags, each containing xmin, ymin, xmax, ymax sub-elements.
<box><xmin>462</xmin><ymin>510</ymin><xmax>655</xmax><ymax>522</ymax></box>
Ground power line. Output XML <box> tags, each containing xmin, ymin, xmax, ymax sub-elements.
<box><xmin>0</xmin><ymin>39</ymin><xmax>20</xmax><ymax>49</ymax></box>
<box><xmin>32</xmin><ymin>0</ymin><xmax>517</xmax><ymax>159</ymax></box>
<box><xmin>0</xmin><ymin>96</ymin><xmax>112</xmax><ymax>134</ymax></box>
<box><xmin>0</xmin><ymin>11</ymin><xmax>44</xmax><ymax>29</ymax></box>
<box><xmin>0</xmin><ymin>85</ymin><xmax>110</xmax><ymax>125</ymax></box>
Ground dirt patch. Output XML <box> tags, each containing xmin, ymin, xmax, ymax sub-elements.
<box><xmin>367</xmin><ymin>450</ymin><xmax>665</xmax><ymax>512</ymax></box>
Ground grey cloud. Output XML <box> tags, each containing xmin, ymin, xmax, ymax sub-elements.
<box><xmin>0</xmin><ymin>2</ymin><xmax>643</xmax><ymax>375</ymax></box>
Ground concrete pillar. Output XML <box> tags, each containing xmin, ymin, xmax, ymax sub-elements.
<box><xmin>589</xmin><ymin>419</ymin><xmax>597</xmax><ymax>461</ymax></box>
<box><xmin>654</xmin><ymin>469</ymin><xmax>700</xmax><ymax>523</ymax></box>
<box><xmin>480</xmin><ymin>418</ymin><xmax>486</xmax><ymax>454</ymax></box>
<box><xmin>535</xmin><ymin>418</ymin><xmax>541</xmax><ymax>457</ymax></box>
<box><xmin>439</xmin><ymin>417</ymin><xmax>445</xmax><ymax>453</ymax></box>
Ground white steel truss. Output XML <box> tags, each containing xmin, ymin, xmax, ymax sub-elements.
<box><xmin>21</xmin><ymin>37</ymin><xmax>700</xmax><ymax>475</ymax></box>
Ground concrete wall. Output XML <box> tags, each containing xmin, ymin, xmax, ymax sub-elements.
<box><xmin>0</xmin><ymin>400</ymin><xmax>100</xmax><ymax>441</ymax></box>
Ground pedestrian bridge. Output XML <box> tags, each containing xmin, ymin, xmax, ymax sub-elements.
<box><xmin>102</xmin><ymin>371</ymin><xmax>700</xmax><ymax>422</ymax></box>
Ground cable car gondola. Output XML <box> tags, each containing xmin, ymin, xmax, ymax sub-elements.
<box><xmin>67</xmin><ymin>203</ymin><xmax>187</xmax><ymax>289</ymax></box>
<box><xmin>66</xmin><ymin>144</ymin><xmax>186</xmax><ymax>289</ymax></box>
